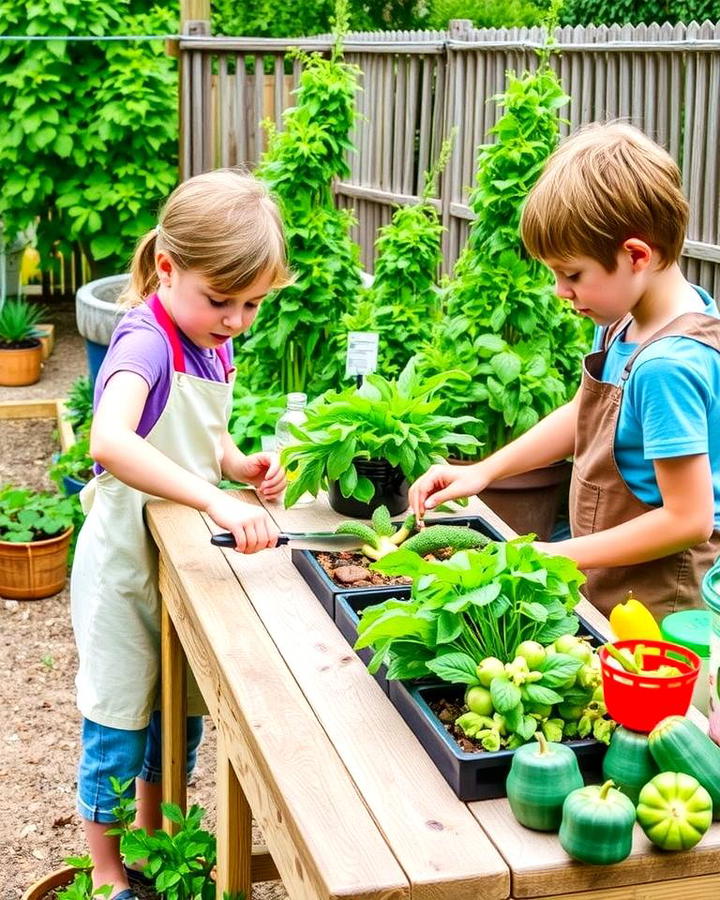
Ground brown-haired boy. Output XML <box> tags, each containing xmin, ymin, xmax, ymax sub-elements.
<box><xmin>410</xmin><ymin>123</ymin><xmax>720</xmax><ymax>619</ymax></box>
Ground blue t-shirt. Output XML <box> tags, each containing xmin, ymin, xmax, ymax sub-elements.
<box><xmin>598</xmin><ymin>286</ymin><xmax>720</xmax><ymax>524</ymax></box>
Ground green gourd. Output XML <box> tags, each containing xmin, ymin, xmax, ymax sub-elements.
<box><xmin>401</xmin><ymin>525</ymin><xmax>488</xmax><ymax>556</ymax></box>
<box><xmin>559</xmin><ymin>779</ymin><xmax>636</xmax><ymax>865</ymax></box>
<box><xmin>602</xmin><ymin>726</ymin><xmax>659</xmax><ymax>805</ymax></box>
<box><xmin>648</xmin><ymin>716</ymin><xmax>720</xmax><ymax>820</ymax></box>
<box><xmin>506</xmin><ymin>733</ymin><xmax>584</xmax><ymax>831</ymax></box>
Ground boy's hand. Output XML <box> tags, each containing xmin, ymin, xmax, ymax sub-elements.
<box><xmin>236</xmin><ymin>452</ymin><xmax>286</xmax><ymax>500</ymax></box>
<box><xmin>408</xmin><ymin>463</ymin><xmax>486</xmax><ymax>524</ymax></box>
<box><xmin>205</xmin><ymin>494</ymin><xmax>279</xmax><ymax>554</ymax></box>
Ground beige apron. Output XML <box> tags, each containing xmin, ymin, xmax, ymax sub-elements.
<box><xmin>71</xmin><ymin>295</ymin><xmax>234</xmax><ymax>730</ymax></box>
<box><xmin>570</xmin><ymin>311</ymin><xmax>720</xmax><ymax>620</ymax></box>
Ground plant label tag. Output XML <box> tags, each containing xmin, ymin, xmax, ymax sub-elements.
<box><xmin>346</xmin><ymin>331</ymin><xmax>379</xmax><ymax>378</ymax></box>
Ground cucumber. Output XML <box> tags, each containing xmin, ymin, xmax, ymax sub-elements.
<box><xmin>401</xmin><ymin>525</ymin><xmax>489</xmax><ymax>556</ymax></box>
<box><xmin>648</xmin><ymin>715</ymin><xmax>720</xmax><ymax>820</ymax></box>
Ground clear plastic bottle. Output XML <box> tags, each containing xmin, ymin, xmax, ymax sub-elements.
<box><xmin>275</xmin><ymin>392</ymin><xmax>313</xmax><ymax>505</ymax></box>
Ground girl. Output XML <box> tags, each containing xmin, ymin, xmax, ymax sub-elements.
<box><xmin>71</xmin><ymin>169</ymin><xmax>292</xmax><ymax>898</ymax></box>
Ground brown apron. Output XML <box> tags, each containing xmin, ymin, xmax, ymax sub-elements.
<box><xmin>570</xmin><ymin>311</ymin><xmax>720</xmax><ymax>620</ymax></box>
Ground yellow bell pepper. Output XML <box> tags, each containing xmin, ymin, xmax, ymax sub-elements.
<box><xmin>609</xmin><ymin>591</ymin><xmax>662</xmax><ymax>641</ymax></box>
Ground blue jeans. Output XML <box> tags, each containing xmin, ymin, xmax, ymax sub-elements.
<box><xmin>77</xmin><ymin>712</ymin><xmax>204</xmax><ymax>823</ymax></box>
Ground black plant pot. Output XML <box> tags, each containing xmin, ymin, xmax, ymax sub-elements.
<box><xmin>328</xmin><ymin>458</ymin><xmax>409</xmax><ymax>517</ymax></box>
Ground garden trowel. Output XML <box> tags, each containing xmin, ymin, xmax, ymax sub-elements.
<box><xmin>210</xmin><ymin>530</ymin><xmax>363</xmax><ymax>551</ymax></box>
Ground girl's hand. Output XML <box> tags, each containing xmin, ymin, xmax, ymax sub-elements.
<box><xmin>408</xmin><ymin>463</ymin><xmax>486</xmax><ymax>524</ymax></box>
<box><xmin>205</xmin><ymin>493</ymin><xmax>279</xmax><ymax>554</ymax></box>
<box><xmin>236</xmin><ymin>452</ymin><xmax>286</xmax><ymax>500</ymax></box>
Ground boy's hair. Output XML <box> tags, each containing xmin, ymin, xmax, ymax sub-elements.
<box><xmin>120</xmin><ymin>168</ymin><xmax>292</xmax><ymax>307</ymax></box>
<box><xmin>520</xmin><ymin>123</ymin><xmax>688</xmax><ymax>272</ymax></box>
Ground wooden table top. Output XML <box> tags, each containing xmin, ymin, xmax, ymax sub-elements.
<box><xmin>147</xmin><ymin>491</ymin><xmax>720</xmax><ymax>900</ymax></box>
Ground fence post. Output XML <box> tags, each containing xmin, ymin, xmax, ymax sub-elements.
<box><xmin>180</xmin><ymin>1</ymin><xmax>212</xmax><ymax>179</ymax></box>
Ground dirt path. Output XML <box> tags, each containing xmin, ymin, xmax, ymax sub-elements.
<box><xmin>0</xmin><ymin>302</ymin><xmax>286</xmax><ymax>899</ymax></box>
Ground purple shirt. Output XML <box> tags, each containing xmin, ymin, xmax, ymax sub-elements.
<box><xmin>93</xmin><ymin>303</ymin><xmax>232</xmax><ymax>473</ymax></box>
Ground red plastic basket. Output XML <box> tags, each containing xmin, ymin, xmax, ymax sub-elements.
<box><xmin>599</xmin><ymin>638</ymin><xmax>700</xmax><ymax>733</ymax></box>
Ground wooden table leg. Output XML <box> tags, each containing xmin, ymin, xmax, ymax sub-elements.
<box><xmin>161</xmin><ymin>599</ymin><xmax>187</xmax><ymax>834</ymax></box>
<box><xmin>216</xmin><ymin>727</ymin><xmax>252</xmax><ymax>899</ymax></box>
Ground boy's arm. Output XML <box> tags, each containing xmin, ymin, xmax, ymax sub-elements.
<box><xmin>91</xmin><ymin>371</ymin><xmax>278</xmax><ymax>551</ymax></box>
<box><xmin>410</xmin><ymin>388</ymin><xmax>580</xmax><ymax>516</ymax></box>
<box><xmin>541</xmin><ymin>453</ymin><xmax>714</xmax><ymax>567</ymax></box>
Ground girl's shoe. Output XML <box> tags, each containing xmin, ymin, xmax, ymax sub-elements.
<box><xmin>123</xmin><ymin>864</ymin><xmax>154</xmax><ymax>888</ymax></box>
<box><xmin>111</xmin><ymin>891</ymin><xmax>139</xmax><ymax>900</ymax></box>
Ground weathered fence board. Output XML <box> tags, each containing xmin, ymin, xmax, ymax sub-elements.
<box><xmin>174</xmin><ymin>21</ymin><xmax>720</xmax><ymax>296</ymax></box>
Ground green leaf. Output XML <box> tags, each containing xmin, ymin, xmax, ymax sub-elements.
<box><xmin>426</xmin><ymin>651</ymin><xmax>478</xmax><ymax>684</ymax></box>
<box><xmin>490</xmin><ymin>676</ymin><xmax>522</xmax><ymax>713</ymax></box>
<box><xmin>522</xmin><ymin>683</ymin><xmax>564</xmax><ymax>706</ymax></box>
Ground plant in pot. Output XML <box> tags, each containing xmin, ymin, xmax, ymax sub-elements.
<box><xmin>50</xmin><ymin>432</ymin><xmax>94</xmax><ymax>496</ymax></box>
<box><xmin>0</xmin><ymin>297</ymin><xmax>47</xmax><ymax>386</ymax></box>
<box><xmin>414</xmin><ymin>52</ymin><xmax>592</xmax><ymax>539</ymax></box>
<box><xmin>279</xmin><ymin>359</ymin><xmax>481</xmax><ymax>516</ymax></box>
<box><xmin>0</xmin><ymin>484</ymin><xmax>78</xmax><ymax>599</ymax></box>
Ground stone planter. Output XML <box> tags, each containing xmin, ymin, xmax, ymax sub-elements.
<box><xmin>75</xmin><ymin>274</ymin><xmax>128</xmax><ymax>383</ymax></box>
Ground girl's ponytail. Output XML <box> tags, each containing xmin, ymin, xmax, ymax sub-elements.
<box><xmin>118</xmin><ymin>230</ymin><xmax>159</xmax><ymax>308</ymax></box>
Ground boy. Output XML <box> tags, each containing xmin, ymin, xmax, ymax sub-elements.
<box><xmin>409</xmin><ymin>123</ymin><xmax>720</xmax><ymax>618</ymax></box>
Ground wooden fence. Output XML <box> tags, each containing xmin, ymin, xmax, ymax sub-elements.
<box><xmin>180</xmin><ymin>20</ymin><xmax>720</xmax><ymax>297</ymax></box>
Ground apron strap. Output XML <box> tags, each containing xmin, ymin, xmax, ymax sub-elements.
<box><xmin>147</xmin><ymin>294</ymin><xmax>186</xmax><ymax>373</ymax></box>
<box><xmin>216</xmin><ymin>341</ymin><xmax>234</xmax><ymax>381</ymax></box>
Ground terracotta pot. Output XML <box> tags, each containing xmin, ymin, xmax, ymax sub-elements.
<box><xmin>22</xmin><ymin>866</ymin><xmax>78</xmax><ymax>900</ymax></box>
<box><xmin>0</xmin><ymin>527</ymin><xmax>73</xmax><ymax>600</ymax></box>
<box><xmin>479</xmin><ymin>460</ymin><xmax>572</xmax><ymax>541</ymax></box>
<box><xmin>0</xmin><ymin>341</ymin><xmax>43</xmax><ymax>386</ymax></box>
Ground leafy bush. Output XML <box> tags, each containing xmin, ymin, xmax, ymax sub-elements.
<box><xmin>427</xmin><ymin>0</ymin><xmax>549</xmax><ymax>28</ymax></box>
<box><xmin>0</xmin><ymin>485</ymin><xmax>78</xmax><ymax>542</ymax></box>
<box><xmin>416</xmin><ymin>53</ymin><xmax>591</xmax><ymax>456</ymax></box>
<box><xmin>0</xmin><ymin>1</ymin><xmax>178</xmax><ymax>276</ymax></box>
<box><xmin>50</xmin><ymin>435</ymin><xmax>94</xmax><ymax>491</ymax></box>
<box><xmin>237</xmin><ymin>8</ymin><xmax>362</xmax><ymax>397</ymax></box>
<box><xmin>213</xmin><ymin>0</ymin><xmax>426</xmax><ymax>35</ymax></box>
<box><xmin>279</xmin><ymin>359</ymin><xmax>480</xmax><ymax>506</ymax></box>
<box><xmin>560</xmin><ymin>0</ymin><xmax>720</xmax><ymax>25</ymax></box>
<box><xmin>64</xmin><ymin>375</ymin><xmax>94</xmax><ymax>433</ymax></box>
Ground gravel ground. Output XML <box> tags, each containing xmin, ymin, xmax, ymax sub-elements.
<box><xmin>0</xmin><ymin>301</ymin><xmax>287</xmax><ymax>899</ymax></box>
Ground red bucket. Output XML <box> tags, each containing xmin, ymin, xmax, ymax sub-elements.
<box><xmin>599</xmin><ymin>639</ymin><xmax>700</xmax><ymax>733</ymax></box>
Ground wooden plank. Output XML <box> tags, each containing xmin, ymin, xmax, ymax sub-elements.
<box><xmin>216</xmin><ymin>726</ymin><xmax>252</xmax><ymax>898</ymax></box>
<box><xmin>215</xmin><ymin>494</ymin><xmax>511</xmax><ymax>900</ymax></box>
<box><xmin>161</xmin><ymin>600</ymin><xmax>187</xmax><ymax>835</ymax></box>
<box><xmin>525</xmin><ymin>873</ymin><xmax>720</xmax><ymax>900</ymax></box>
<box><xmin>0</xmin><ymin>399</ymin><xmax>76</xmax><ymax>453</ymax></box>
<box><xmin>149</xmin><ymin>503</ymin><xmax>409</xmax><ymax>900</ymax></box>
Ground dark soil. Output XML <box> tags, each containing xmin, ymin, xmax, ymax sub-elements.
<box><xmin>0</xmin><ymin>301</ymin><xmax>287</xmax><ymax>900</ymax></box>
<box><xmin>315</xmin><ymin>549</ymin><xmax>414</xmax><ymax>588</ymax></box>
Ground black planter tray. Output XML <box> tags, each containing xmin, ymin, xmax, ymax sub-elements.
<box><xmin>291</xmin><ymin>514</ymin><xmax>506</xmax><ymax>618</ymax></box>
<box><xmin>388</xmin><ymin>615</ymin><xmax>609</xmax><ymax>801</ymax></box>
<box><xmin>335</xmin><ymin>587</ymin><xmax>408</xmax><ymax>694</ymax></box>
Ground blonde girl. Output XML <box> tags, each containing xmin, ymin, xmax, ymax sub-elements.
<box><xmin>71</xmin><ymin>169</ymin><xmax>292</xmax><ymax>898</ymax></box>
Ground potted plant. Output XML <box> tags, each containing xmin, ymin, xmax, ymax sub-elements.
<box><xmin>50</xmin><ymin>433</ymin><xmax>94</xmax><ymax>495</ymax></box>
<box><xmin>0</xmin><ymin>485</ymin><xmax>77</xmax><ymax>599</ymax></box>
<box><xmin>0</xmin><ymin>297</ymin><xmax>47</xmax><ymax>386</ymax></box>
<box><xmin>415</xmin><ymin>55</ymin><xmax>592</xmax><ymax>539</ymax></box>
<box><xmin>353</xmin><ymin>538</ymin><xmax>615</xmax><ymax>799</ymax></box>
<box><xmin>279</xmin><ymin>359</ymin><xmax>481</xmax><ymax>516</ymax></box>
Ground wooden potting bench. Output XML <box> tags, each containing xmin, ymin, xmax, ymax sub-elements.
<box><xmin>147</xmin><ymin>492</ymin><xmax>720</xmax><ymax>900</ymax></box>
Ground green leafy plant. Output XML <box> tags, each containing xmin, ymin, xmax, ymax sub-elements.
<box><xmin>228</xmin><ymin>387</ymin><xmax>285</xmax><ymax>455</ymax></box>
<box><xmin>108</xmin><ymin>777</ymin><xmax>245</xmax><ymax>900</ymax></box>
<box><xmin>0</xmin><ymin>297</ymin><xmax>47</xmax><ymax>346</ymax></box>
<box><xmin>0</xmin><ymin>1</ymin><xmax>178</xmax><ymax>276</ymax></box>
<box><xmin>0</xmin><ymin>485</ymin><xmax>78</xmax><ymax>542</ymax></box>
<box><xmin>57</xmin><ymin>855</ymin><xmax>111</xmax><ymax>900</ymax></box>
<box><xmin>416</xmin><ymin>30</ymin><xmax>591</xmax><ymax>456</ymax></box>
<box><xmin>559</xmin><ymin>0</ymin><xmax>720</xmax><ymax>25</ymax></box>
<box><xmin>342</xmin><ymin>136</ymin><xmax>454</xmax><ymax>379</ymax></box>
<box><xmin>65</xmin><ymin>374</ymin><xmax>94</xmax><ymax>433</ymax></box>
<box><xmin>279</xmin><ymin>359</ymin><xmax>481</xmax><ymax>506</ymax></box>
<box><xmin>238</xmin><ymin>2</ymin><xmax>362</xmax><ymax>397</ymax></box>
<box><xmin>427</xmin><ymin>0</ymin><xmax>549</xmax><ymax>28</ymax></box>
<box><xmin>50</xmin><ymin>435</ymin><xmax>94</xmax><ymax>491</ymax></box>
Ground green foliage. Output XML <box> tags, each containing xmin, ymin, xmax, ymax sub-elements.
<box><xmin>0</xmin><ymin>1</ymin><xmax>178</xmax><ymax>276</ymax></box>
<box><xmin>212</xmin><ymin>0</ymin><xmax>426</xmax><ymax>35</ymax></box>
<box><xmin>343</xmin><ymin>137</ymin><xmax>454</xmax><ymax>379</ymax></box>
<box><xmin>427</xmin><ymin>0</ymin><xmax>549</xmax><ymax>28</ymax></box>
<box><xmin>0</xmin><ymin>298</ymin><xmax>47</xmax><ymax>345</ymax></box>
<box><xmin>65</xmin><ymin>375</ymin><xmax>94</xmax><ymax>433</ymax></box>
<box><xmin>238</xmin><ymin>18</ymin><xmax>362</xmax><ymax>396</ymax></box>
<box><xmin>560</xmin><ymin>0</ymin><xmax>720</xmax><ymax>25</ymax></box>
<box><xmin>108</xmin><ymin>777</ymin><xmax>245</xmax><ymax>900</ymax></box>
<box><xmin>0</xmin><ymin>484</ymin><xmax>78</xmax><ymax>542</ymax></box>
<box><xmin>416</xmin><ymin>55</ymin><xmax>591</xmax><ymax>456</ymax></box>
<box><xmin>228</xmin><ymin>386</ymin><xmax>285</xmax><ymax>455</ymax></box>
<box><xmin>57</xmin><ymin>856</ymin><xmax>111</xmax><ymax>900</ymax></box>
<box><xmin>279</xmin><ymin>359</ymin><xmax>480</xmax><ymax>506</ymax></box>
<box><xmin>50</xmin><ymin>435</ymin><xmax>94</xmax><ymax>491</ymax></box>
